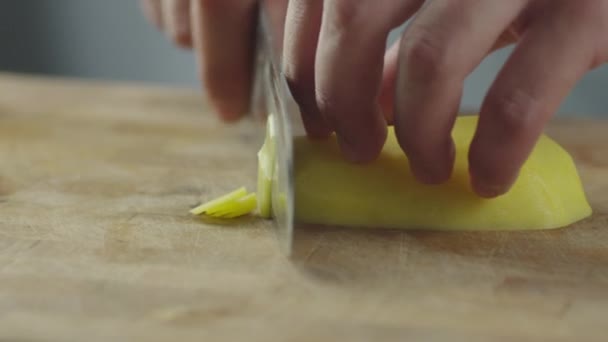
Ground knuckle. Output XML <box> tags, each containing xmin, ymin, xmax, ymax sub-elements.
<box><xmin>485</xmin><ymin>89</ymin><xmax>537</xmax><ymax>136</ymax></box>
<box><xmin>401</xmin><ymin>26</ymin><xmax>451</xmax><ymax>82</ymax></box>
<box><xmin>288</xmin><ymin>0</ymin><xmax>314</xmax><ymax>21</ymax></box>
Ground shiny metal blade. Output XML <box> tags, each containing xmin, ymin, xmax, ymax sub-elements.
<box><xmin>251</xmin><ymin>3</ymin><xmax>295</xmax><ymax>256</ymax></box>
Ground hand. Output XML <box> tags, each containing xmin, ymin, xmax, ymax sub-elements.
<box><xmin>283</xmin><ymin>0</ymin><xmax>608</xmax><ymax>197</ymax></box>
<box><xmin>140</xmin><ymin>0</ymin><xmax>259</xmax><ymax>122</ymax></box>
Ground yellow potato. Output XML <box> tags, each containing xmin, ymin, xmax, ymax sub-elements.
<box><xmin>292</xmin><ymin>115</ymin><xmax>592</xmax><ymax>230</ymax></box>
<box><xmin>257</xmin><ymin>117</ymin><xmax>275</xmax><ymax>219</ymax></box>
<box><xmin>190</xmin><ymin>187</ymin><xmax>257</xmax><ymax>219</ymax></box>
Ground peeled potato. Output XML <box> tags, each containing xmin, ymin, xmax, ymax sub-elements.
<box><xmin>292</xmin><ymin>115</ymin><xmax>592</xmax><ymax>231</ymax></box>
<box><xmin>257</xmin><ymin>117</ymin><xmax>276</xmax><ymax>219</ymax></box>
<box><xmin>190</xmin><ymin>187</ymin><xmax>257</xmax><ymax>219</ymax></box>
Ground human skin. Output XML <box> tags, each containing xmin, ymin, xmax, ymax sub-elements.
<box><xmin>141</xmin><ymin>0</ymin><xmax>608</xmax><ymax>198</ymax></box>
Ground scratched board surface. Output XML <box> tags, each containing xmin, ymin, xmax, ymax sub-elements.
<box><xmin>0</xmin><ymin>73</ymin><xmax>606</xmax><ymax>341</ymax></box>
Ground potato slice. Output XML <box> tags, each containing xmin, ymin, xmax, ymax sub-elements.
<box><xmin>256</xmin><ymin>117</ymin><xmax>276</xmax><ymax>219</ymax></box>
<box><xmin>190</xmin><ymin>187</ymin><xmax>257</xmax><ymax>219</ymax></box>
<box><xmin>293</xmin><ymin>115</ymin><xmax>592</xmax><ymax>230</ymax></box>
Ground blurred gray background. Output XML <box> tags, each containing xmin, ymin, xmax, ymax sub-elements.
<box><xmin>0</xmin><ymin>0</ymin><xmax>606</xmax><ymax>117</ymax></box>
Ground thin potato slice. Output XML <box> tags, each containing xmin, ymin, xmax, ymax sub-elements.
<box><xmin>257</xmin><ymin>116</ymin><xmax>276</xmax><ymax>218</ymax></box>
<box><xmin>190</xmin><ymin>187</ymin><xmax>256</xmax><ymax>219</ymax></box>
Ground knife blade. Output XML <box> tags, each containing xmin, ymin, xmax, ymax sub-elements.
<box><xmin>250</xmin><ymin>3</ymin><xmax>295</xmax><ymax>256</ymax></box>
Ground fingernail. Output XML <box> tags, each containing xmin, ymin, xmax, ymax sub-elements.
<box><xmin>471</xmin><ymin>178</ymin><xmax>507</xmax><ymax>198</ymax></box>
<box><xmin>469</xmin><ymin>165</ymin><xmax>519</xmax><ymax>198</ymax></box>
<box><xmin>410</xmin><ymin>162</ymin><xmax>443</xmax><ymax>184</ymax></box>
<box><xmin>337</xmin><ymin>128</ymin><xmax>386</xmax><ymax>164</ymax></box>
<box><xmin>337</xmin><ymin>135</ymin><xmax>367</xmax><ymax>163</ymax></box>
<box><xmin>409</xmin><ymin>139</ymin><xmax>455</xmax><ymax>184</ymax></box>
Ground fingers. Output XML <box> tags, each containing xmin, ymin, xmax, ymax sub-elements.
<box><xmin>315</xmin><ymin>0</ymin><xmax>422</xmax><ymax>162</ymax></box>
<box><xmin>191</xmin><ymin>0</ymin><xmax>258</xmax><ymax>121</ymax></box>
<box><xmin>283</xmin><ymin>0</ymin><xmax>332</xmax><ymax>138</ymax></box>
<box><xmin>393</xmin><ymin>0</ymin><xmax>527</xmax><ymax>184</ymax></box>
<box><xmin>161</xmin><ymin>0</ymin><xmax>192</xmax><ymax>48</ymax></box>
<box><xmin>141</xmin><ymin>0</ymin><xmax>164</xmax><ymax>29</ymax></box>
<box><xmin>469</xmin><ymin>2</ymin><xmax>595</xmax><ymax>198</ymax></box>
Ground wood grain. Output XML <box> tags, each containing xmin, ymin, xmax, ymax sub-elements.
<box><xmin>0</xmin><ymin>72</ymin><xmax>606</xmax><ymax>342</ymax></box>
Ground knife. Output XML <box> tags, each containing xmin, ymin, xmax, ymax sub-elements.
<box><xmin>250</xmin><ymin>2</ymin><xmax>296</xmax><ymax>256</ymax></box>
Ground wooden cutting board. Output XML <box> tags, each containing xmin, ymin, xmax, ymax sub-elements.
<box><xmin>0</xmin><ymin>72</ymin><xmax>606</xmax><ymax>342</ymax></box>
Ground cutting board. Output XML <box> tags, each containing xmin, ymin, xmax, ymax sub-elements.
<box><xmin>0</xmin><ymin>72</ymin><xmax>606</xmax><ymax>342</ymax></box>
